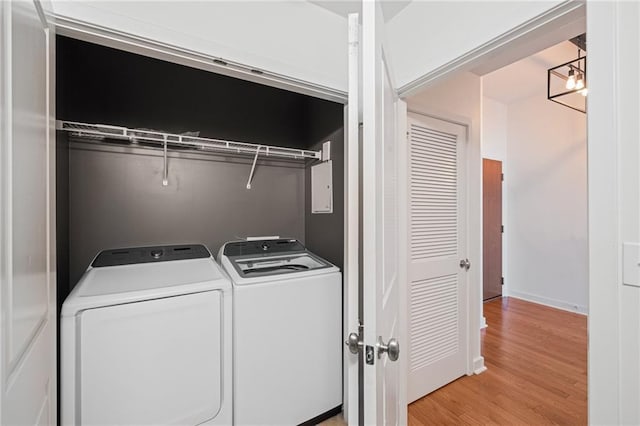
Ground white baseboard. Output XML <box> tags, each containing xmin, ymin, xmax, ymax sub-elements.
<box><xmin>473</xmin><ymin>356</ymin><xmax>487</xmax><ymax>374</ymax></box>
<box><xmin>508</xmin><ymin>290</ymin><xmax>588</xmax><ymax>315</ymax></box>
<box><xmin>480</xmin><ymin>316</ymin><xmax>488</xmax><ymax>329</ymax></box>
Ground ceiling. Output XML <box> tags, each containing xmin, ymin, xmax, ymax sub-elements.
<box><xmin>309</xmin><ymin>0</ymin><xmax>411</xmax><ymax>22</ymax></box>
<box><xmin>483</xmin><ymin>41</ymin><xmax>582</xmax><ymax>104</ymax></box>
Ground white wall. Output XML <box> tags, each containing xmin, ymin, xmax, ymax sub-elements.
<box><xmin>387</xmin><ymin>1</ymin><xmax>566</xmax><ymax>88</ymax></box>
<box><xmin>408</xmin><ymin>71</ymin><xmax>484</xmax><ymax>373</ymax></box>
<box><xmin>501</xmin><ymin>94</ymin><xmax>588</xmax><ymax>313</ymax></box>
<box><xmin>51</xmin><ymin>1</ymin><xmax>349</xmax><ymax>92</ymax></box>
<box><xmin>482</xmin><ymin>97</ymin><xmax>507</xmax><ymax>161</ymax></box>
<box><xmin>481</xmin><ymin>96</ymin><xmax>508</xmax><ymax>308</ymax></box>
<box><xmin>587</xmin><ymin>1</ymin><xmax>640</xmax><ymax>423</ymax></box>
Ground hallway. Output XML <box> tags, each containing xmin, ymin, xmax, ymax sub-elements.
<box><xmin>409</xmin><ymin>297</ymin><xmax>587</xmax><ymax>425</ymax></box>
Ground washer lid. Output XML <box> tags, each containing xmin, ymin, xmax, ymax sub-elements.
<box><xmin>232</xmin><ymin>253</ymin><xmax>330</xmax><ymax>278</ymax></box>
<box><xmin>61</xmin><ymin>257</ymin><xmax>230</xmax><ymax>316</ymax></box>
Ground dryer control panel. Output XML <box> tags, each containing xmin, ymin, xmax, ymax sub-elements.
<box><xmin>92</xmin><ymin>244</ymin><xmax>210</xmax><ymax>267</ymax></box>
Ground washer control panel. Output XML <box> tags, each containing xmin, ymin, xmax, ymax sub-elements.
<box><xmin>223</xmin><ymin>239</ymin><xmax>304</xmax><ymax>257</ymax></box>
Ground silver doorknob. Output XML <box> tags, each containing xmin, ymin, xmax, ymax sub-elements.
<box><xmin>345</xmin><ymin>332</ymin><xmax>363</xmax><ymax>355</ymax></box>
<box><xmin>459</xmin><ymin>258</ymin><xmax>471</xmax><ymax>270</ymax></box>
<box><xmin>377</xmin><ymin>336</ymin><xmax>400</xmax><ymax>361</ymax></box>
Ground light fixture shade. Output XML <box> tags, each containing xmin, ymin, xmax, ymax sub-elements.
<box><xmin>548</xmin><ymin>56</ymin><xmax>587</xmax><ymax>113</ymax></box>
<box><xmin>566</xmin><ymin>70</ymin><xmax>576</xmax><ymax>90</ymax></box>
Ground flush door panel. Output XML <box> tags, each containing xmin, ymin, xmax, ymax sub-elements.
<box><xmin>80</xmin><ymin>291</ymin><xmax>222</xmax><ymax>425</ymax></box>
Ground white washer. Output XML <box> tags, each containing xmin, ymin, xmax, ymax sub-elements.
<box><xmin>218</xmin><ymin>239</ymin><xmax>342</xmax><ymax>425</ymax></box>
<box><xmin>61</xmin><ymin>244</ymin><xmax>232</xmax><ymax>426</ymax></box>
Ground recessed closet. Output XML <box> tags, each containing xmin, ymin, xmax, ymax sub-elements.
<box><xmin>55</xmin><ymin>35</ymin><xmax>345</xmax><ymax>304</ymax></box>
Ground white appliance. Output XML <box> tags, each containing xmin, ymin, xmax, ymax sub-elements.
<box><xmin>60</xmin><ymin>244</ymin><xmax>232</xmax><ymax>426</ymax></box>
<box><xmin>218</xmin><ymin>238</ymin><xmax>342</xmax><ymax>425</ymax></box>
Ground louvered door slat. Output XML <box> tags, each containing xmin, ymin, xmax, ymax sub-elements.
<box><xmin>409</xmin><ymin>274</ymin><xmax>458</xmax><ymax>370</ymax></box>
<box><xmin>410</xmin><ymin>122</ymin><xmax>458</xmax><ymax>260</ymax></box>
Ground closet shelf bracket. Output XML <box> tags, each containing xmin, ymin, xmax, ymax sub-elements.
<box><xmin>162</xmin><ymin>135</ymin><xmax>169</xmax><ymax>186</ymax></box>
<box><xmin>246</xmin><ymin>146</ymin><xmax>262</xmax><ymax>190</ymax></box>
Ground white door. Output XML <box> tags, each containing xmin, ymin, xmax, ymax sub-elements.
<box><xmin>406</xmin><ymin>112</ymin><xmax>468</xmax><ymax>403</ymax></box>
<box><xmin>1</xmin><ymin>1</ymin><xmax>57</xmax><ymax>424</ymax></box>
<box><xmin>361</xmin><ymin>1</ymin><xmax>407</xmax><ymax>424</ymax></box>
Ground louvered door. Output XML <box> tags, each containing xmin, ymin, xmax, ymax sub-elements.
<box><xmin>407</xmin><ymin>112</ymin><xmax>468</xmax><ymax>403</ymax></box>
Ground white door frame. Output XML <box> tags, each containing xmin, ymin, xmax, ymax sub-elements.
<box><xmin>343</xmin><ymin>12</ymin><xmax>360</xmax><ymax>425</ymax></box>
<box><xmin>398</xmin><ymin>3</ymin><xmax>588</xmax><ymax>394</ymax></box>
<box><xmin>586</xmin><ymin>2</ymin><xmax>640</xmax><ymax>423</ymax></box>
<box><xmin>399</xmin><ymin>1</ymin><xmax>640</xmax><ymax>423</ymax></box>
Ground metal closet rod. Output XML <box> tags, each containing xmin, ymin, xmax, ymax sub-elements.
<box><xmin>56</xmin><ymin>120</ymin><xmax>323</xmax><ymax>161</ymax></box>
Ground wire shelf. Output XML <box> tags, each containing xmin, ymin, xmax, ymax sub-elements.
<box><xmin>56</xmin><ymin>120</ymin><xmax>322</xmax><ymax>161</ymax></box>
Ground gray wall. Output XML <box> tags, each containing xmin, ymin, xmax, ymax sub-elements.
<box><xmin>67</xmin><ymin>141</ymin><xmax>305</xmax><ymax>287</ymax></box>
<box><xmin>56</xmin><ymin>135</ymin><xmax>70</xmax><ymax>308</ymax></box>
<box><xmin>305</xmin><ymin>128</ymin><xmax>344</xmax><ymax>270</ymax></box>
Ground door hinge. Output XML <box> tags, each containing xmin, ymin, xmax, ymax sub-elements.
<box><xmin>501</xmin><ymin>225</ymin><xmax>504</xmax><ymax>233</ymax></box>
<box><xmin>501</xmin><ymin>277</ymin><xmax>504</xmax><ymax>285</ymax></box>
<box><xmin>501</xmin><ymin>173</ymin><xmax>504</xmax><ymax>181</ymax></box>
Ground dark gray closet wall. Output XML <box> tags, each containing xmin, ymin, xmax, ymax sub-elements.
<box><xmin>56</xmin><ymin>36</ymin><xmax>344</xmax><ymax>295</ymax></box>
<box><xmin>67</xmin><ymin>143</ymin><xmax>305</xmax><ymax>288</ymax></box>
<box><xmin>305</xmin><ymin>103</ymin><xmax>345</xmax><ymax>270</ymax></box>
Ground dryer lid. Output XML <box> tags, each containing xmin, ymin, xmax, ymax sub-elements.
<box><xmin>61</xmin><ymin>256</ymin><xmax>230</xmax><ymax>316</ymax></box>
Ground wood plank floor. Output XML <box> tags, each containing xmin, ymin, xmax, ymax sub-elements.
<box><xmin>409</xmin><ymin>297</ymin><xmax>587</xmax><ymax>425</ymax></box>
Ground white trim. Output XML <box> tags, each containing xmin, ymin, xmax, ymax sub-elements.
<box><xmin>586</xmin><ymin>2</ymin><xmax>620</xmax><ymax>422</ymax></box>
<box><xmin>480</xmin><ymin>316</ymin><xmax>488</xmax><ymax>330</ymax></box>
<box><xmin>343</xmin><ymin>13</ymin><xmax>359</xmax><ymax>426</ymax></box>
<box><xmin>398</xmin><ymin>1</ymin><xmax>585</xmax><ymax>98</ymax></box>
<box><xmin>0</xmin><ymin>2</ymin><xmax>7</xmax><ymax>420</ymax></box>
<box><xmin>33</xmin><ymin>0</ymin><xmax>48</xmax><ymax>29</ymax></box>
<box><xmin>49</xmin><ymin>14</ymin><xmax>347</xmax><ymax>104</ymax></box>
<box><xmin>407</xmin><ymin>107</ymin><xmax>472</xmax><ymax>130</ymax></box>
<box><xmin>45</xmin><ymin>19</ymin><xmax>58</xmax><ymax>425</ymax></box>
<box><xmin>508</xmin><ymin>292</ymin><xmax>588</xmax><ymax>315</ymax></box>
<box><xmin>396</xmin><ymin>98</ymin><xmax>409</xmax><ymax>426</ymax></box>
<box><xmin>473</xmin><ymin>356</ymin><xmax>487</xmax><ymax>375</ymax></box>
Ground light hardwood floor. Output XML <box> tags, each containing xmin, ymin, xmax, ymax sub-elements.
<box><xmin>321</xmin><ymin>297</ymin><xmax>586</xmax><ymax>425</ymax></box>
<box><xmin>409</xmin><ymin>297</ymin><xmax>587</xmax><ymax>425</ymax></box>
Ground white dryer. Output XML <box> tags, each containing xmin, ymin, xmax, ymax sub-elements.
<box><xmin>218</xmin><ymin>238</ymin><xmax>342</xmax><ymax>425</ymax></box>
<box><xmin>61</xmin><ymin>244</ymin><xmax>232</xmax><ymax>426</ymax></box>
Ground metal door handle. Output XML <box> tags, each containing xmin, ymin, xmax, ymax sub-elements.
<box><xmin>459</xmin><ymin>258</ymin><xmax>471</xmax><ymax>270</ymax></box>
<box><xmin>345</xmin><ymin>332</ymin><xmax>363</xmax><ymax>355</ymax></box>
<box><xmin>377</xmin><ymin>336</ymin><xmax>400</xmax><ymax>361</ymax></box>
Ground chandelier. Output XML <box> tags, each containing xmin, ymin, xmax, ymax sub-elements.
<box><xmin>547</xmin><ymin>48</ymin><xmax>587</xmax><ymax>114</ymax></box>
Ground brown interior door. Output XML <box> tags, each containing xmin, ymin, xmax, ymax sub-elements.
<box><xmin>483</xmin><ymin>159</ymin><xmax>503</xmax><ymax>301</ymax></box>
